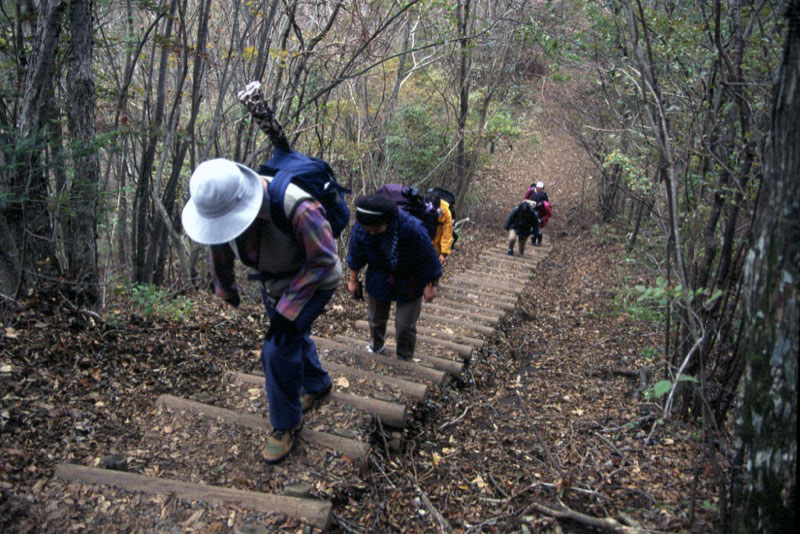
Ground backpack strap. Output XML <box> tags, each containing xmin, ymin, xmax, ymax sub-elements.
<box><xmin>266</xmin><ymin>172</ymin><xmax>313</xmax><ymax>235</ymax></box>
<box><xmin>267</xmin><ymin>171</ymin><xmax>294</xmax><ymax>235</ymax></box>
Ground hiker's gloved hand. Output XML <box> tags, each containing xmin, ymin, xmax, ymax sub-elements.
<box><xmin>266</xmin><ymin>312</ymin><xmax>299</xmax><ymax>347</ymax></box>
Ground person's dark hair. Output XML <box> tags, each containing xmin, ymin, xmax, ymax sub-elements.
<box><xmin>355</xmin><ymin>193</ymin><xmax>399</xmax><ymax>226</ymax></box>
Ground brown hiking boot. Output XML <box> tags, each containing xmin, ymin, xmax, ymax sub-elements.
<box><xmin>262</xmin><ymin>419</ymin><xmax>303</xmax><ymax>464</ymax></box>
<box><xmin>300</xmin><ymin>383</ymin><xmax>331</xmax><ymax>412</ymax></box>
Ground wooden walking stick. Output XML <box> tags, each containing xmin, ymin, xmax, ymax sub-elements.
<box><xmin>237</xmin><ymin>81</ymin><xmax>291</xmax><ymax>152</ymax></box>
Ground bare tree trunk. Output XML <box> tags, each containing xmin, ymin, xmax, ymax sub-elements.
<box><xmin>65</xmin><ymin>0</ymin><xmax>99</xmax><ymax>302</ymax></box>
<box><xmin>728</xmin><ymin>2</ymin><xmax>799</xmax><ymax>531</ymax></box>
<box><xmin>132</xmin><ymin>0</ymin><xmax>177</xmax><ymax>284</ymax></box>
<box><xmin>2</xmin><ymin>0</ymin><xmax>66</xmax><ymax>296</ymax></box>
<box><xmin>454</xmin><ymin>0</ymin><xmax>471</xmax><ymax>206</ymax></box>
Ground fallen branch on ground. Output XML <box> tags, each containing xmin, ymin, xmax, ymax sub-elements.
<box><xmin>521</xmin><ymin>500</ymin><xmax>651</xmax><ymax>534</ymax></box>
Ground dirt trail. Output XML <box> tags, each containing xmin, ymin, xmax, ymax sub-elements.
<box><xmin>0</xmin><ymin>76</ymin><xmax>718</xmax><ymax>533</ymax></box>
<box><xmin>365</xmin><ymin>78</ymin><xmax>717</xmax><ymax>532</ymax></box>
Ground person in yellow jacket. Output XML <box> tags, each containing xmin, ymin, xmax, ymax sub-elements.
<box><xmin>430</xmin><ymin>196</ymin><xmax>454</xmax><ymax>264</ymax></box>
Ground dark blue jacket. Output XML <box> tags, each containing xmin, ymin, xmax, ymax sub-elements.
<box><xmin>504</xmin><ymin>202</ymin><xmax>540</xmax><ymax>236</ymax></box>
<box><xmin>347</xmin><ymin>211</ymin><xmax>442</xmax><ymax>303</ymax></box>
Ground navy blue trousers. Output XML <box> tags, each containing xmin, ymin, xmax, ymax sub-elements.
<box><xmin>261</xmin><ymin>288</ymin><xmax>335</xmax><ymax>430</ymax></box>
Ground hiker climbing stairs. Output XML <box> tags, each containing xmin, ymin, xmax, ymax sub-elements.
<box><xmin>54</xmin><ymin>242</ymin><xmax>548</xmax><ymax>530</ymax></box>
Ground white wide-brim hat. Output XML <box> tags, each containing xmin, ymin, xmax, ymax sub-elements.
<box><xmin>181</xmin><ymin>158</ymin><xmax>264</xmax><ymax>245</ymax></box>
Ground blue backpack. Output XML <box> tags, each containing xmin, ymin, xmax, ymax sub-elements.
<box><xmin>257</xmin><ymin>148</ymin><xmax>351</xmax><ymax>239</ymax></box>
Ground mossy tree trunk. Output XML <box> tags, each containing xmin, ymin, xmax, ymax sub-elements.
<box><xmin>728</xmin><ymin>1</ymin><xmax>799</xmax><ymax>532</ymax></box>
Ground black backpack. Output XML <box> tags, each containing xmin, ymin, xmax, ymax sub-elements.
<box><xmin>257</xmin><ymin>148</ymin><xmax>351</xmax><ymax>239</ymax></box>
<box><xmin>375</xmin><ymin>183</ymin><xmax>439</xmax><ymax>239</ymax></box>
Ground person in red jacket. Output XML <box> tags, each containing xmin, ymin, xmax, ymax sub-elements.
<box><xmin>523</xmin><ymin>182</ymin><xmax>551</xmax><ymax>246</ymax></box>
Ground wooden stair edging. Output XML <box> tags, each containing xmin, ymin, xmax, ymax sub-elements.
<box><xmin>489</xmin><ymin>246</ymin><xmax>549</xmax><ymax>260</ymax></box>
<box><xmin>226</xmin><ymin>363</ymin><xmax>428</xmax><ymax>400</ymax></box>
<box><xmin>435</xmin><ymin>292</ymin><xmax>515</xmax><ymax>312</ymax></box>
<box><xmin>156</xmin><ymin>394</ymin><xmax>369</xmax><ymax>464</ymax></box>
<box><xmin>438</xmin><ymin>285</ymin><xmax>517</xmax><ymax>306</ymax></box>
<box><xmin>461</xmin><ymin>268</ymin><xmax>535</xmax><ymax>284</ymax></box>
<box><xmin>223</xmin><ymin>371</ymin><xmax>408</xmax><ymax>428</ymax></box>
<box><xmin>353</xmin><ymin>320</ymin><xmax>475</xmax><ymax>359</ymax></box>
<box><xmin>312</xmin><ymin>336</ymin><xmax>449</xmax><ymax>383</ymax></box>
<box><xmin>450</xmin><ymin>275</ymin><xmax>523</xmax><ymax>295</ymax></box>
<box><xmin>478</xmin><ymin>247</ymin><xmax>541</xmax><ymax>267</ymax></box>
<box><xmin>54</xmin><ymin>464</ymin><xmax>333</xmax><ymax>530</ymax></box>
<box><xmin>459</xmin><ymin>270</ymin><xmax>530</xmax><ymax>286</ymax></box>
<box><xmin>422</xmin><ymin>302</ymin><xmax>503</xmax><ymax>327</ymax></box>
<box><xmin>400</xmin><ymin>310</ymin><xmax>495</xmax><ymax>336</ymax></box>
<box><xmin>332</xmin><ymin>334</ymin><xmax>464</xmax><ymax>376</ymax></box>
<box><xmin>481</xmin><ymin>251</ymin><xmax>540</xmax><ymax>266</ymax></box>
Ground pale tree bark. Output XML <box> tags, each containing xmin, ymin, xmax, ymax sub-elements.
<box><xmin>729</xmin><ymin>1</ymin><xmax>798</xmax><ymax>531</ymax></box>
<box><xmin>65</xmin><ymin>0</ymin><xmax>99</xmax><ymax>302</ymax></box>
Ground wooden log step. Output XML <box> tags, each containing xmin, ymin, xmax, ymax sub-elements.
<box><xmin>450</xmin><ymin>275</ymin><xmax>522</xmax><ymax>295</ymax></box>
<box><xmin>424</xmin><ymin>301</ymin><xmax>503</xmax><ymax>323</ymax></box>
<box><xmin>354</xmin><ymin>318</ymin><xmax>483</xmax><ymax>349</ymax></box>
<box><xmin>438</xmin><ymin>284</ymin><xmax>517</xmax><ymax>305</ymax></box>
<box><xmin>493</xmin><ymin>242</ymin><xmax>550</xmax><ymax>252</ymax></box>
<box><xmin>227</xmin><ymin>366</ymin><xmax>426</xmax><ymax>401</ymax></box>
<box><xmin>491</xmin><ymin>245</ymin><xmax>549</xmax><ymax>258</ymax></box>
<box><xmin>440</xmin><ymin>280</ymin><xmax>517</xmax><ymax>300</ymax></box>
<box><xmin>460</xmin><ymin>269</ymin><xmax>522</xmax><ymax>285</ymax></box>
<box><xmin>55</xmin><ymin>463</ymin><xmax>332</xmax><ymax>530</ymax></box>
<box><xmin>222</xmin><ymin>372</ymin><xmax>407</xmax><ymax>428</ymax></box>
<box><xmin>435</xmin><ymin>291</ymin><xmax>515</xmax><ymax>312</ymax></box>
<box><xmin>354</xmin><ymin>320</ymin><xmax>476</xmax><ymax>358</ymax></box>
<box><xmin>403</xmin><ymin>310</ymin><xmax>494</xmax><ymax>335</ymax></box>
<box><xmin>156</xmin><ymin>395</ymin><xmax>368</xmax><ymax>463</ymax></box>
<box><xmin>486</xmin><ymin>247</ymin><xmax>542</xmax><ymax>261</ymax></box>
<box><xmin>333</xmin><ymin>334</ymin><xmax>464</xmax><ymax>376</ymax></box>
<box><xmin>462</xmin><ymin>268</ymin><xmax>531</xmax><ymax>283</ymax></box>
<box><xmin>480</xmin><ymin>253</ymin><xmax>538</xmax><ymax>268</ymax></box>
<box><xmin>312</xmin><ymin>336</ymin><xmax>447</xmax><ymax>384</ymax></box>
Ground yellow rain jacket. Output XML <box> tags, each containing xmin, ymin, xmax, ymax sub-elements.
<box><xmin>432</xmin><ymin>199</ymin><xmax>454</xmax><ymax>257</ymax></box>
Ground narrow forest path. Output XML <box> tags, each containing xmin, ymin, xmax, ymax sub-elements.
<box><xmin>0</xmin><ymin>76</ymin><xmax>718</xmax><ymax>534</ymax></box>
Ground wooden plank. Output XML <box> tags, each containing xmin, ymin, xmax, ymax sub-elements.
<box><xmin>422</xmin><ymin>302</ymin><xmax>503</xmax><ymax>327</ymax></box>
<box><xmin>333</xmin><ymin>334</ymin><xmax>464</xmax><ymax>376</ymax></box>
<box><xmin>482</xmin><ymin>251</ymin><xmax>539</xmax><ymax>266</ymax></box>
<box><xmin>354</xmin><ymin>320</ymin><xmax>475</xmax><ymax>358</ymax></box>
<box><xmin>55</xmin><ymin>463</ymin><xmax>332</xmax><ymax>530</ymax></box>
<box><xmin>440</xmin><ymin>279</ymin><xmax>518</xmax><ymax>300</ymax></box>
<box><xmin>438</xmin><ymin>284</ymin><xmax>517</xmax><ymax>305</ymax></box>
<box><xmin>435</xmin><ymin>291</ymin><xmax>515</xmax><ymax>312</ymax></box>
<box><xmin>354</xmin><ymin>319</ymin><xmax>483</xmax><ymax>349</ymax></box>
<box><xmin>423</xmin><ymin>301</ymin><xmax>503</xmax><ymax>323</ymax></box>
<box><xmin>451</xmin><ymin>275</ymin><xmax>522</xmax><ymax>295</ymax></box>
<box><xmin>312</xmin><ymin>336</ymin><xmax>447</xmax><ymax>384</ymax></box>
<box><xmin>490</xmin><ymin>245</ymin><xmax>549</xmax><ymax>258</ymax></box>
<box><xmin>223</xmin><ymin>372</ymin><xmax>407</xmax><ymax>428</ymax></box>
<box><xmin>401</xmin><ymin>310</ymin><xmax>494</xmax><ymax>335</ymax></box>
<box><xmin>226</xmin><ymin>367</ymin><xmax>427</xmax><ymax>401</ymax></box>
<box><xmin>156</xmin><ymin>395</ymin><xmax>368</xmax><ymax>463</ymax></box>
<box><xmin>462</xmin><ymin>269</ymin><xmax>530</xmax><ymax>284</ymax></box>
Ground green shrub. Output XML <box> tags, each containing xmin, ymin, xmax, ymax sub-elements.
<box><xmin>129</xmin><ymin>283</ymin><xmax>193</xmax><ymax>321</ymax></box>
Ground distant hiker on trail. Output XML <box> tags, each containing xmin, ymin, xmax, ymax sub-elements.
<box><xmin>523</xmin><ymin>181</ymin><xmax>551</xmax><ymax>246</ymax></box>
<box><xmin>180</xmin><ymin>82</ymin><xmax>345</xmax><ymax>464</ymax></box>
<box><xmin>524</xmin><ymin>180</ymin><xmax>549</xmax><ymax>204</ymax></box>
<box><xmin>426</xmin><ymin>189</ymin><xmax>454</xmax><ymax>264</ymax></box>
<box><xmin>504</xmin><ymin>200</ymin><xmax>540</xmax><ymax>256</ymax></box>
<box><xmin>346</xmin><ymin>194</ymin><xmax>442</xmax><ymax>361</ymax></box>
